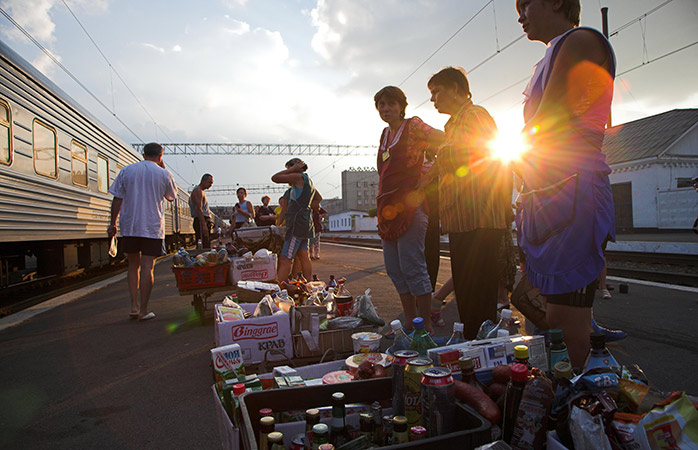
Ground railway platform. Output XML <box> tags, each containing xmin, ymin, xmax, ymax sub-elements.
<box><xmin>1</xmin><ymin>242</ymin><xmax>697</xmax><ymax>449</ymax></box>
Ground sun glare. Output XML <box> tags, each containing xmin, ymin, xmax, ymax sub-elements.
<box><xmin>489</xmin><ymin>128</ymin><xmax>529</xmax><ymax>164</ymax></box>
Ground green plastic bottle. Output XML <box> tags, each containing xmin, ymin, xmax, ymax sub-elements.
<box><xmin>409</xmin><ymin>317</ymin><xmax>437</xmax><ymax>358</ymax></box>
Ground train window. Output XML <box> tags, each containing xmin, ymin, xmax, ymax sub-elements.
<box><xmin>70</xmin><ymin>140</ymin><xmax>88</xmax><ymax>187</ymax></box>
<box><xmin>0</xmin><ymin>99</ymin><xmax>11</xmax><ymax>165</ymax></box>
<box><xmin>97</xmin><ymin>155</ymin><xmax>109</xmax><ymax>193</ymax></box>
<box><xmin>32</xmin><ymin>119</ymin><xmax>58</xmax><ymax>178</ymax></box>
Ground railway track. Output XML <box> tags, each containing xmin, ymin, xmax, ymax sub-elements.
<box><xmin>324</xmin><ymin>236</ymin><xmax>698</xmax><ymax>288</ymax></box>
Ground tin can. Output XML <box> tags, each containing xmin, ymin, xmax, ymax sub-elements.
<box><xmin>404</xmin><ymin>357</ymin><xmax>433</xmax><ymax>427</ymax></box>
<box><xmin>290</xmin><ymin>433</ymin><xmax>305</xmax><ymax>450</ymax></box>
<box><xmin>409</xmin><ymin>425</ymin><xmax>427</xmax><ymax>441</ymax></box>
<box><xmin>421</xmin><ymin>366</ymin><xmax>455</xmax><ymax>436</ymax></box>
<box><xmin>392</xmin><ymin>350</ymin><xmax>419</xmax><ymax>416</ymax></box>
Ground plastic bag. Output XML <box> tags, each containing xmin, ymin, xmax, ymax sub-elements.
<box><xmin>327</xmin><ymin>316</ymin><xmax>364</xmax><ymax>329</ymax></box>
<box><xmin>570</xmin><ymin>405</ymin><xmax>613</xmax><ymax>450</ymax></box>
<box><xmin>632</xmin><ymin>392</ymin><xmax>698</xmax><ymax>450</ymax></box>
<box><xmin>354</xmin><ymin>289</ymin><xmax>385</xmax><ymax>327</ymax></box>
<box><xmin>253</xmin><ymin>295</ymin><xmax>278</xmax><ymax>317</ymax></box>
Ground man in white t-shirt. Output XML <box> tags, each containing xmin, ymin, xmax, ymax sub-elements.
<box><xmin>108</xmin><ymin>142</ymin><xmax>177</xmax><ymax>321</ymax></box>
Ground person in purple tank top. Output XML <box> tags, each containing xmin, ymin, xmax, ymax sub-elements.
<box><xmin>514</xmin><ymin>0</ymin><xmax>617</xmax><ymax>367</ymax></box>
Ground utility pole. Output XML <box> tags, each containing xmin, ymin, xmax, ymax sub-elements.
<box><xmin>601</xmin><ymin>6</ymin><xmax>612</xmax><ymax>128</ymax></box>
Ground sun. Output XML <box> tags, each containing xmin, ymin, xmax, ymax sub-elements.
<box><xmin>488</xmin><ymin>114</ymin><xmax>529</xmax><ymax>163</ymax></box>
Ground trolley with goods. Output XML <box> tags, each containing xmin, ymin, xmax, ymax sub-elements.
<box><xmin>172</xmin><ymin>226</ymin><xmax>285</xmax><ymax>324</ymax></box>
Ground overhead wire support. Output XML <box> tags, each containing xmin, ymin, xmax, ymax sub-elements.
<box><xmin>206</xmin><ymin>184</ymin><xmax>289</xmax><ymax>196</ymax></box>
<box><xmin>132</xmin><ymin>143</ymin><xmax>377</xmax><ymax>157</ymax></box>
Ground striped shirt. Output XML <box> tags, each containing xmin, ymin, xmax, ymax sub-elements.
<box><xmin>437</xmin><ymin>100</ymin><xmax>512</xmax><ymax>233</ymax></box>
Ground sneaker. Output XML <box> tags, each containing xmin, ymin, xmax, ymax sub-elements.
<box><xmin>592</xmin><ymin>319</ymin><xmax>627</xmax><ymax>342</ymax></box>
<box><xmin>601</xmin><ymin>289</ymin><xmax>612</xmax><ymax>299</ymax></box>
<box><xmin>431</xmin><ymin>310</ymin><xmax>446</xmax><ymax>327</ymax></box>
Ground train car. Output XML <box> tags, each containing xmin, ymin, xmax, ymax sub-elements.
<box><xmin>0</xmin><ymin>40</ymin><xmax>194</xmax><ymax>290</ymax></box>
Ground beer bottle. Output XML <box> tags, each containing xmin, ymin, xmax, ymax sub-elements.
<box><xmin>259</xmin><ymin>416</ymin><xmax>275</xmax><ymax>449</ymax></box>
<box><xmin>312</xmin><ymin>423</ymin><xmax>329</xmax><ymax>450</ymax></box>
<box><xmin>359</xmin><ymin>413</ymin><xmax>374</xmax><ymax>442</ymax></box>
<box><xmin>392</xmin><ymin>416</ymin><xmax>409</xmax><ymax>444</ymax></box>
<box><xmin>329</xmin><ymin>392</ymin><xmax>351</xmax><ymax>448</ymax></box>
<box><xmin>459</xmin><ymin>356</ymin><xmax>488</xmax><ymax>393</ymax></box>
<box><xmin>304</xmin><ymin>408</ymin><xmax>320</xmax><ymax>450</ymax></box>
<box><xmin>266</xmin><ymin>431</ymin><xmax>284</xmax><ymax>450</ymax></box>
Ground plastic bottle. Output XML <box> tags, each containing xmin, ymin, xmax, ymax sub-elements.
<box><xmin>446</xmin><ymin>322</ymin><xmax>467</xmax><ymax>346</ymax></box>
<box><xmin>548</xmin><ymin>329</ymin><xmax>570</xmax><ymax>374</ymax></box>
<box><xmin>497</xmin><ymin>329</ymin><xmax>510</xmax><ymax>338</ymax></box>
<box><xmin>486</xmin><ymin>309</ymin><xmax>515</xmax><ymax>339</ymax></box>
<box><xmin>328</xmin><ymin>275</ymin><xmax>337</xmax><ymax>288</ymax></box>
<box><xmin>390</xmin><ymin>319</ymin><xmax>412</xmax><ymax>352</ymax></box>
<box><xmin>409</xmin><ymin>317</ymin><xmax>437</xmax><ymax>357</ymax></box>
<box><xmin>582</xmin><ymin>331</ymin><xmax>621</xmax><ymax>374</ymax></box>
<box><xmin>502</xmin><ymin>363</ymin><xmax>529</xmax><ymax>443</ymax></box>
<box><xmin>514</xmin><ymin>345</ymin><xmax>532</xmax><ymax>369</ymax></box>
<box><xmin>476</xmin><ymin>320</ymin><xmax>496</xmax><ymax>340</ymax></box>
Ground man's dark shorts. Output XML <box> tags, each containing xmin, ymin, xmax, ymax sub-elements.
<box><xmin>122</xmin><ymin>237</ymin><xmax>164</xmax><ymax>257</ymax></box>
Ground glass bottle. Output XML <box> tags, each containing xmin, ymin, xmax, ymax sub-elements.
<box><xmin>259</xmin><ymin>416</ymin><xmax>275</xmax><ymax>449</ymax></box>
<box><xmin>459</xmin><ymin>356</ymin><xmax>488</xmax><ymax>393</ymax></box>
<box><xmin>514</xmin><ymin>345</ymin><xmax>532</xmax><ymax>369</ymax></box>
<box><xmin>582</xmin><ymin>332</ymin><xmax>621</xmax><ymax>374</ymax></box>
<box><xmin>329</xmin><ymin>392</ymin><xmax>351</xmax><ymax>448</ymax></box>
<box><xmin>392</xmin><ymin>415</ymin><xmax>409</xmax><ymax>444</ymax></box>
<box><xmin>446</xmin><ymin>322</ymin><xmax>466</xmax><ymax>345</ymax></box>
<box><xmin>409</xmin><ymin>317</ymin><xmax>437</xmax><ymax>358</ymax></box>
<box><xmin>312</xmin><ymin>423</ymin><xmax>329</xmax><ymax>450</ymax></box>
<box><xmin>502</xmin><ymin>363</ymin><xmax>529</xmax><ymax>443</ymax></box>
<box><xmin>304</xmin><ymin>408</ymin><xmax>320</xmax><ymax>450</ymax></box>
<box><xmin>267</xmin><ymin>431</ymin><xmax>284</xmax><ymax>450</ymax></box>
<box><xmin>359</xmin><ymin>413</ymin><xmax>374</xmax><ymax>442</ymax></box>
<box><xmin>390</xmin><ymin>319</ymin><xmax>412</xmax><ymax>352</ymax></box>
<box><xmin>548</xmin><ymin>329</ymin><xmax>570</xmax><ymax>374</ymax></box>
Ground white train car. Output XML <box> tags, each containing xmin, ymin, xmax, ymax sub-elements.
<box><xmin>0</xmin><ymin>40</ymin><xmax>194</xmax><ymax>289</ymax></box>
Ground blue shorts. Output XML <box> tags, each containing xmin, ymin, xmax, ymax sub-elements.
<box><xmin>281</xmin><ymin>236</ymin><xmax>309</xmax><ymax>259</ymax></box>
<box><xmin>381</xmin><ymin>206</ymin><xmax>432</xmax><ymax>296</ymax></box>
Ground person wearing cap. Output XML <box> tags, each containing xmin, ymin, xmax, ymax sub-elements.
<box><xmin>271</xmin><ymin>158</ymin><xmax>321</xmax><ymax>280</ymax></box>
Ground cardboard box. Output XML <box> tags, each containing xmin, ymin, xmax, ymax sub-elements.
<box><xmin>292</xmin><ymin>324</ymin><xmax>377</xmax><ymax>358</ymax></box>
<box><xmin>215</xmin><ymin>303</ymin><xmax>293</xmax><ymax>366</ymax></box>
<box><xmin>212</xmin><ymin>384</ymin><xmax>240</xmax><ymax>450</ymax></box>
<box><xmin>229</xmin><ymin>254</ymin><xmax>277</xmax><ymax>283</ymax></box>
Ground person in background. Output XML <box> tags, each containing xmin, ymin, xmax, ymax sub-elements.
<box><xmin>256</xmin><ymin>195</ymin><xmax>277</xmax><ymax>226</ymax></box>
<box><xmin>275</xmin><ymin>193</ymin><xmax>289</xmax><ymax>226</ymax></box>
<box><xmin>514</xmin><ymin>0</ymin><xmax>617</xmax><ymax>367</ymax></box>
<box><xmin>190</xmin><ymin>173</ymin><xmax>213</xmax><ymax>248</ymax></box>
<box><xmin>309</xmin><ymin>204</ymin><xmax>328</xmax><ymax>260</ymax></box>
<box><xmin>271</xmin><ymin>158</ymin><xmax>320</xmax><ymax>280</ymax></box>
<box><xmin>421</xmin><ymin>67</ymin><xmax>512</xmax><ymax>339</ymax></box>
<box><xmin>422</xmin><ymin>148</ymin><xmax>445</xmax><ymax>327</ymax></box>
<box><xmin>107</xmin><ymin>142</ymin><xmax>176</xmax><ymax>321</ymax></box>
<box><xmin>374</xmin><ymin>85</ymin><xmax>445</xmax><ymax>334</ymax></box>
<box><xmin>232</xmin><ymin>187</ymin><xmax>254</xmax><ymax>229</ymax></box>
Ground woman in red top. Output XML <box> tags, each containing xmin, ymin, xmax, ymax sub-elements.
<box><xmin>374</xmin><ymin>86</ymin><xmax>444</xmax><ymax>333</ymax></box>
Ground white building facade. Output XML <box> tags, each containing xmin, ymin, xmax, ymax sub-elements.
<box><xmin>328</xmin><ymin>210</ymin><xmax>378</xmax><ymax>232</ymax></box>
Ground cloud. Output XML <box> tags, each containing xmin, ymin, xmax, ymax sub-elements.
<box><xmin>139</xmin><ymin>42</ymin><xmax>165</xmax><ymax>53</ymax></box>
<box><xmin>172</xmin><ymin>44</ymin><xmax>182</xmax><ymax>52</ymax></box>
<box><xmin>0</xmin><ymin>0</ymin><xmax>57</xmax><ymax>45</ymax></box>
<box><xmin>220</xmin><ymin>0</ymin><xmax>248</xmax><ymax>9</ymax></box>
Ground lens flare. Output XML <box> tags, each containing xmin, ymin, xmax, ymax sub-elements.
<box><xmin>488</xmin><ymin>129</ymin><xmax>530</xmax><ymax>163</ymax></box>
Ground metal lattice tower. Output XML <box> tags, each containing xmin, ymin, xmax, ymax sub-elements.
<box><xmin>205</xmin><ymin>184</ymin><xmax>289</xmax><ymax>195</ymax></box>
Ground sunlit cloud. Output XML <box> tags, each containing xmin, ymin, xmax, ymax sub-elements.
<box><xmin>140</xmin><ymin>42</ymin><xmax>165</xmax><ymax>53</ymax></box>
<box><xmin>172</xmin><ymin>44</ymin><xmax>182</xmax><ymax>52</ymax></box>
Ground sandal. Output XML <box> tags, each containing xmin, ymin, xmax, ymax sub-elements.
<box><xmin>431</xmin><ymin>310</ymin><xmax>446</xmax><ymax>327</ymax></box>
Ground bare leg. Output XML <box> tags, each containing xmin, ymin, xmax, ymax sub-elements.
<box><xmin>277</xmin><ymin>256</ymin><xmax>292</xmax><ymax>282</ymax></box>
<box><xmin>416</xmin><ymin>292</ymin><xmax>433</xmax><ymax>333</ymax></box>
<box><xmin>433</xmin><ymin>277</ymin><xmax>454</xmax><ymax>301</ymax></box>
<box><xmin>291</xmin><ymin>256</ymin><xmax>302</xmax><ymax>278</ymax></box>
<box><xmin>399</xmin><ymin>292</ymin><xmax>417</xmax><ymax>331</ymax></box>
<box><xmin>138</xmin><ymin>255</ymin><xmax>156</xmax><ymax>318</ymax></box>
<box><xmin>546</xmin><ymin>303</ymin><xmax>593</xmax><ymax>368</ymax></box>
<box><xmin>126</xmin><ymin>252</ymin><xmax>141</xmax><ymax>314</ymax></box>
<box><xmin>599</xmin><ymin>264</ymin><xmax>608</xmax><ymax>290</ymax></box>
<box><xmin>296</xmin><ymin>249</ymin><xmax>312</xmax><ymax>280</ymax></box>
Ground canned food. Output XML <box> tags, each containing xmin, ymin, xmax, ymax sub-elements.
<box><xmin>409</xmin><ymin>425</ymin><xmax>427</xmax><ymax>441</ymax></box>
<box><xmin>392</xmin><ymin>350</ymin><xmax>419</xmax><ymax>417</ymax></box>
<box><xmin>421</xmin><ymin>366</ymin><xmax>455</xmax><ymax>436</ymax></box>
<box><xmin>403</xmin><ymin>357</ymin><xmax>433</xmax><ymax>428</ymax></box>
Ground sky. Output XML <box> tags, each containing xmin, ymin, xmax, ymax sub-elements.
<box><xmin>1</xmin><ymin>0</ymin><xmax>697</xmax><ymax>207</ymax></box>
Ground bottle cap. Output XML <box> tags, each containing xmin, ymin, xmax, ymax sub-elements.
<box><xmin>267</xmin><ymin>431</ymin><xmax>283</xmax><ymax>442</ymax></box>
<box><xmin>500</xmin><ymin>308</ymin><xmax>512</xmax><ymax>319</ymax></box>
<box><xmin>458</xmin><ymin>356</ymin><xmax>474</xmax><ymax>371</ymax></box>
<box><xmin>590</xmin><ymin>331</ymin><xmax>606</xmax><ymax>348</ymax></box>
<box><xmin>510</xmin><ymin>363</ymin><xmax>529</xmax><ymax>382</ymax></box>
<box><xmin>390</xmin><ymin>319</ymin><xmax>403</xmax><ymax>331</ymax></box>
<box><xmin>453</xmin><ymin>322</ymin><xmax>464</xmax><ymax>332</ymax></box>
<box><xmin>312</xmin><ymin>423</ymin><xmax>329</xmax><ymax>434</ymax></box>
<box><xmin>259</xmin><ymin>408</ymin><xmax>273</xmax><ymax>417</ymax></box>
<box><xmin>260</xmin><ymin>415</ymin><xmax>275</xmax><ymax>427</ymax></box>
<box><xmin>497</xmin><ymin>329</ymin><xmax>510</xmax><ymax>337</ymax></box>
<box><xmin>514</xmin><ymin>345</ymin><xmax>529</xmax><ymax>360</ymax></box>
<box><xmin>412</xmin><ymin>317</ymin><xmax>425</xmax><ymax>329</ymax></box>
<box><xmin>331</xmin><ymin>392</ymin><xmax>345</xmax><ymax>402</ymax></box>
<box><xmin>549</xmin><ymin>328</ymin><xmax>564</xmax><ymax>343</ymax></box>
<box><xmin>232</xmin><ymin>383</ymin><xmax>246</xmax><ymax>395</ymax></box>
<box><xmin>554</xmin><ymin>361</ymin><xmax>573</xmax><ymax>379</ymax></box>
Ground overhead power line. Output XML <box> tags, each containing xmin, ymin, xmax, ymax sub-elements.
<box><xmin>609</xmin><ymin>0</ymin><xmax>674</xmax><ymax>37</ymax></box>
<box><xmin>617</xmin><ymin>39</ymin><xmax>698</xmax><ymax>77</ymax></box>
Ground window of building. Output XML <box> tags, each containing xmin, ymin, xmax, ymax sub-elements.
<box><xmin>357</xmin><ymin>182</ymin><xmax>361</xmax><ymax>187</ymax></box>
<box><xmin>364</xmin><ymin>190</ymin><xmax>368</xmax><ymax>197</ymax></box>
<box><xmin>97</xmin><ymin>155</ymin><xmax>109</xmax><ymax>193</ymax></box>
<box><xmin>357</xmin><ymin>190</ymin><xmax>361</xmax><ymax>196</ymax></box>
<box><xmin>70</xmin><ymin>140</ymin><xmax>88</xmax><ymax>187</ymax></box>
<box><xmin>0</xmin><ymin>99</ymin><xmax>12</xmax><ymax>165</ymax></box>
<box><xmin>33</xmin><ymin>119</ymin><xmax>57</xmax><ymax>178</ymax></box>
<box><xmin>358</xmin><ymin>199</ymin><xmax>362</xmax><ymax>205</ymax></box>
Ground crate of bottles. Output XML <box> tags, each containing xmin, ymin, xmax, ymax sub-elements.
<box><xmin>238</xmin><ymin>377</ymin><xmax>491</xmax><ymax>450</ymax></box>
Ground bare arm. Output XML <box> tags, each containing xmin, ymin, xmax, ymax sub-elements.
<box><xmin>108</xmin><ymin>197</ymin><xmax>123</xmax><ymax>238</ymax></box>
<box><xmin>310</xmin><ymin>190</ymin><xmax>323</xmax><ymax>211</ymax></box>
<box><xmin>271</xmin><ymin>160</ymin><xmax>307</xmax><ymax>187</ymax></box>
<box><xmin>191</xmin><ymin>187</ymin><xmax>205</xmax><ymax>221</ymax></box>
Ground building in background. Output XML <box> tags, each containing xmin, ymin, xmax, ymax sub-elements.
<box><xmin>604</xmin><ymin>109</ymin><xmax>698</xmax><ymax>231</ymax></box>
<box><xmin>321</xmin><ymin>197</ymin><xmax>343</xmax><ymax>216</ymax></box>
<box><xmin>328</xmin><ymin>210</ymin><xmax>377</xmax><ymax>232</ymax></box>
<box><xmin>341</xmin><ymin>168</ymin><xmax>378</xmax><ymax>212</ymax></box>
